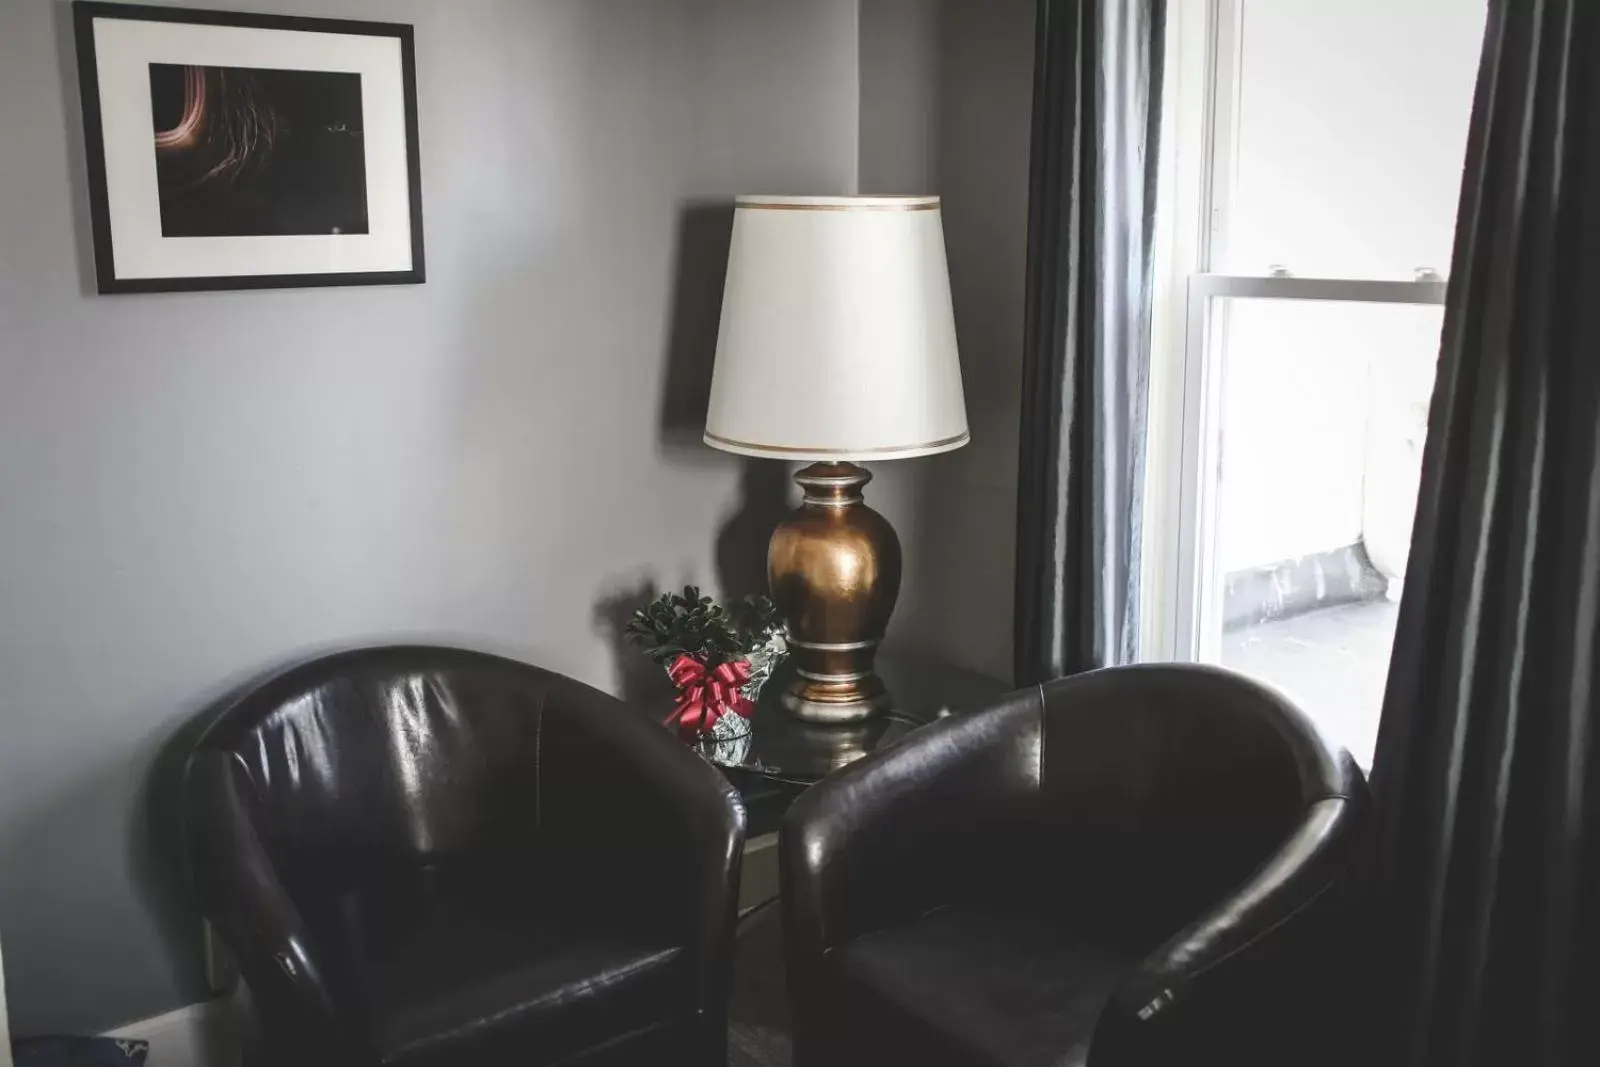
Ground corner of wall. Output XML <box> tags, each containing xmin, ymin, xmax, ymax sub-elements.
<box><xmin>856</xmin><ymin>0</ymin><xmax>1035</xmax><ymax>682</ymax></box>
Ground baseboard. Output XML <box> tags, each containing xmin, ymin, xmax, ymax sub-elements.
<box><xmin>102</xmin><ymin>999</ymin><xmax>241</xmax><ymax>1067</ymax></box>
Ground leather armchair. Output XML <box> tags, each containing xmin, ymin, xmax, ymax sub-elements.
<box><xmin>781</xmin><ymin>663</ymin><xmax>1368</xmax><ymax>1067</ymax></box>
<box><xmin>186</xmin><ymin>646</ymin><xmax>746</xmax><ymax>1067</ymax></box>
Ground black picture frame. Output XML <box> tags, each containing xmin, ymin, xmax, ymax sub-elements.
<box><xmin>72</xmin><ymin>1</ymin><xmax>426</xmax><ymax>294</ymax></box>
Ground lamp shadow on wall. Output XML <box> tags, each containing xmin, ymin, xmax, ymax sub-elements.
<box><xmin>591</xmin><ymin>200</ymin><xmax>790</xmax><ymax>705</ymax></box>
<box><xmin>592</xmin><ymin>579</ymin><xmax>676</xmax><ymax>707</ymax></box>
<box><xmin>655</xmin><ymin>198</ymin><xmax>790</xmax><ymax>601</ymax></box>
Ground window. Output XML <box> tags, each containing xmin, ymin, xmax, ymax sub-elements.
<box><xmin>1145</xmin><ymin>0</ymin><xmax>1486</xmax><ymax>763</ymax></box>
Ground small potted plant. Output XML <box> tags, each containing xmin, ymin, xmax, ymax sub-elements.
<box><xmin>625</xmin><ymin>586</ymin><xmax>787</xmax><ymax>755</ymax></box>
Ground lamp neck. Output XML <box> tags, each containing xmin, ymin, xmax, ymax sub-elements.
<box><xmin>794</xmin><ymin>462</ymin><xmax>872</xmax><ymax>507</ymax></box>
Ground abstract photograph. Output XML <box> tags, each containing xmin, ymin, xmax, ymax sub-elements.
<box><xmin>149</xmin><ymin>63</ymin><xmax>369</xmax><ymax>238</ymax></box>
<box><xmin>75</xmin><ymin>1</ymin><xmax>422</xmax><ymax>292</ymax></box>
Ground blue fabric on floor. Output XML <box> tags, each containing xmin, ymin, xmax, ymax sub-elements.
<box><xmin>12</xmin><ymin>1037</ymin><xmax>149</xmax><ymax>1066</ymax></box>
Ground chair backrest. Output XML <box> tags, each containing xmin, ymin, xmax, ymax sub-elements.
<box><xmin>188</xmin><ymin>646</ymin><xmax>610</xmax><ymax>905</ymax></box>
<box><xmin>1026</xmin><ymin>664</ymin><xmax>1358</xmax><ymax>945</ymax></box>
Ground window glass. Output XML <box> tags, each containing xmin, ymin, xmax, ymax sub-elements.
<box><xmin>1219</xmin><ymin>0</ymin><xmax>1486</xmax><ymax>279</ymax></box>
<box><xmin>1209</xmin><ymin>298</ymin><xmax>1444</xmax><ymax>763</ymax></box>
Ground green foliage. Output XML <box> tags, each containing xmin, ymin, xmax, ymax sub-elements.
<box><xmin>624</xmin><ymin>585</ymin><xmax>784</xmax><ymax>665</ymax></box>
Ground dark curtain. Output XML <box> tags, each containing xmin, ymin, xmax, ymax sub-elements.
<box><xmin>1014</xmin><ymin>0</ymin><xmax>1165</xmax><ymax>685</ymax></box>
<box><xmin>1369</xmin><ymin>2</ymin><xmax>1600</xmax><ymax>1065</ymax></box>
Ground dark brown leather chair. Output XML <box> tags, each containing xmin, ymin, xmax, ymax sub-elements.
<box><xmin>781</xmin><ymin>663</ymin><xmax>1368</xmax><ymax>1067</ymax></box>
<box><xmin>186</xmin><ymin>646</ymin><xmax>745</xmax><ymax>1067</ymax></box>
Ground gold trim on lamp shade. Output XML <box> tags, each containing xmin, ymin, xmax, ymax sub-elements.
<box><xmin>735</xmin><ymin>200</ymin><xmax>941</xmax><ymax>213</ymax></box>
<box><xmin>703</xmin><ymin>430</ymin><xmax>970</xmax><ymax>456</ymax></box>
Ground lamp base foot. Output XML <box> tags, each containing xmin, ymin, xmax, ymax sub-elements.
<box><xmin>780</xmin><ymin>669</ymin><xmax>890</xmax><ymax>723</ymax></box>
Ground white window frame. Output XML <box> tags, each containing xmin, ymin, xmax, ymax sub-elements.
<box><xmin>1143</xmin><ymin>0</ymin><xmax>1449</xmax><ymax>664</ymax></box>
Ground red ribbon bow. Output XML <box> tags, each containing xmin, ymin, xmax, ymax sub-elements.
<box><xmin>666</xmin><ymin>654</ymin><xmax>754</xmax><ymax>739</ymax></box>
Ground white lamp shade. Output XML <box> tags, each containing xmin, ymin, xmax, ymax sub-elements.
<box><xmin>703</xmin><ymin>195</ymin><xmax>969</xmax><ymax>462</ymax></box>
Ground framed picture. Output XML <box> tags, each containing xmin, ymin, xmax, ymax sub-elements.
<box><xmin>72</xmin><ymin>2</ymin><xmax>425</xmax><ymax>294</ymax></box>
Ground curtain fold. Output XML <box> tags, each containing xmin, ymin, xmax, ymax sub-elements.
<box><xmin>1370</xmin><ymin>2</ymin><xmax>1600</xmax><ymax>1064</ymax></box>
<box><xmin>1014</xmin><ymin>0</ymin><xmax>1165</xmax><ymax>685</ymax></box>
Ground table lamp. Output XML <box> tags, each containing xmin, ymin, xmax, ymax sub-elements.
<box><xmin>704</xmin><ymin>195</ymin><xmax>968</xmax><ymax>722</ymax></box>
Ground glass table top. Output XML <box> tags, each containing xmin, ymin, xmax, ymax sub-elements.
<box><xmin>704</xmin><ymin>655</ymin><xmax>1008</xmax><ymax>786</ymax></box>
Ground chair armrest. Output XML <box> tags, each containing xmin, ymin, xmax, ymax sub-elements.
<box><xmin>535</xmin><ymin>680</ymin><xmax>747</xmax><ymax>1011</ymax></box>
<box><xmin>780</xmin><ymin>692</ymin><xmax>1041</xmax><ymax>980</ymax></box>
<box><xmin>1113</xmin><ymin>794</ymin><xmax>1363</xmax><ymax>1023</ymax></box>
<box><xmin>185</xmin><ymin>751</ymin><xmax>358</xmax><ymax>1066</ymax></box>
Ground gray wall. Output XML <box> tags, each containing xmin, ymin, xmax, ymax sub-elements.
<box><xmin>0</xmin><ymin>0</ymin><xmax>859</xmax><ymax>1035</ymax></box>
<box><xmin>861</xmin><ymin>0</ymin><xmax>1036</xmax><ymax>682</ymax></box>
<box><xmin>0</xmin><ymin>0</ymin><xmax>1034</xmax><ymax>1037</ymax></box>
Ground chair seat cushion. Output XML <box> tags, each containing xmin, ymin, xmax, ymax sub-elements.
<box><xmin>330</xmin><ymin>868</ymin><xmax>687</xmax><ymax>1066</ymax></box>
<box><xmin>829</xmin><ymin>908</ymin><xmax>1136</xmax><ymax>1067</ymax></box>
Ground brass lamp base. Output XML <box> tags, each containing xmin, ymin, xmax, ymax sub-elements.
<box><xmin>768</xmin><ymin>462</ymin><xmax>901</xmax><ymax>723</ymax></box>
